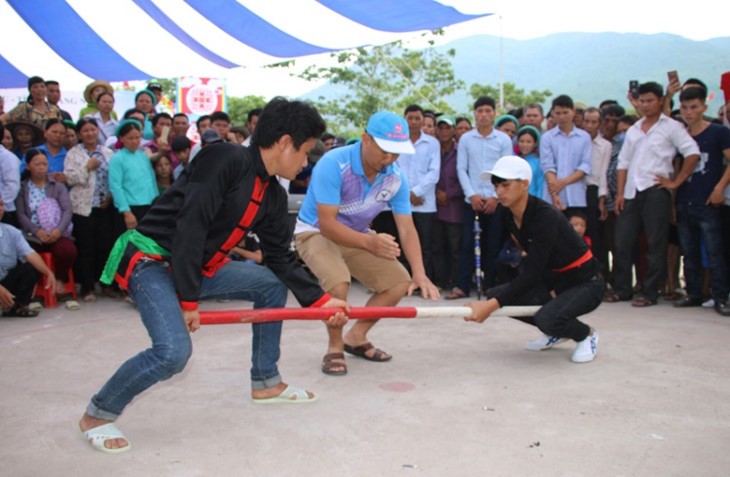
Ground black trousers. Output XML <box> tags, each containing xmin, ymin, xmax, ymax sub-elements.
<box><xmin>585</xmin><ymin>185</ymin><xmax>604</xmax><ymax>263</ymax></box>
<box><xmin>371</xmin><ymin>210</ymin><xmax>406</xmax><ymax>269</ymax></box>
<box><xmin>433</xmin><ymin>219</ymin><xmax>462</xmax><ymax>289</ymax></box>
<box><xmin>457</xmin><ymin>205</ymin><xmax>505</xmax><ymax>293</ymax></box>
<box><xmin>488</xmin><ymin>274</ymin><xmax>604</xmax><ymax>342</ymax></box>
<box><xmin>1</xmin><ymin>211</ymin><xmax>19</xmax><ymax>228</ymax></box>
<box><xmin>73</xmin><ymin>207</ymin><xmax>117</xmax><ymax>294</ymax></box>
<box><xmin>114</xmin><ymin>205</ymin><xmax>152</xmax><ymax>239</ymax></box>
<box><xmin>613</xmin><ymin>187</ymin><xmax>671</xmax><ymax>300</ymax></box>
<box><xmin>1</xmin><ymin>261</ymin><xmax>40</xmax><ymax>306</ymax></box>
<box><xmin>370</xmin><ymin>210</ymin><xmax>435</xmax><ymax>280</ymax></box>
<box><xmin>412</xmin><ymin>212</ymin><xmax>436</xmax><ymax>281</ymax></box>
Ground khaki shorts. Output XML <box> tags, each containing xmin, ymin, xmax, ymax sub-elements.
<box><xmin>295</xmin><ymin>231</ymin><xmax>411</xmax><ymax>293</ymax></box>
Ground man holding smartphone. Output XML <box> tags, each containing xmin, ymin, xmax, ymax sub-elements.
<box><xmin>629</xmin><ymin>80</ymin><xmax>640</xmax><ymax>101</ymax></box>
<box><xmin>661</xmin><ymin>71</ymin><xmax>709</xmax><ymax>117</ymax></box>
<box><xmin>143</xmin><ymin>112</ymin><xmax>173</xmax><ymax>163</ymax></box>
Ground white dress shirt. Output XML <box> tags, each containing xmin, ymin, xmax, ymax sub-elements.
<box><xmin>587</xmin><ymin>135</ymin><xmax>611</xmax><ymax>197</ymax></box>
<box><xmin>618</xmin><ymin>114</ymin><xmax>699</xmax><ymax>199</ymax></box>
<box><xmin>395</xmin><ymin>132</ymin><xmax>440</xmax><ymax>213</ymax></box>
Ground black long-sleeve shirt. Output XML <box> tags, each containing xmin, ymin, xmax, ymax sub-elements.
<box><xmin>492</xmin><ymin>196</ymin><xmax>598</xmax><ymax>307</ymax></box>
<box><xmin>119</xmin><ymin>142</ymin><xmax>327</xmax><ymax>310</ymax></box>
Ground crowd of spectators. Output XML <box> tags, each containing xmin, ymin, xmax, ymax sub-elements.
<box><xmin>1</xmin><ymin>72</ymin><xmax>729</xmax><ymax>317</ymax></box>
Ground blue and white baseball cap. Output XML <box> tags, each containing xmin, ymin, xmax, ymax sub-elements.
<box><xmin>365</xmin><ymin>111</ymin><xmax>415</xmax><ymax>155</ymax></box>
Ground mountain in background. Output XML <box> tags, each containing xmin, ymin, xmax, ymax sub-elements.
<box><xmin>302</xmin><ymin>32</ymin><xmax>729</xmax><ymax>114</ymax></box>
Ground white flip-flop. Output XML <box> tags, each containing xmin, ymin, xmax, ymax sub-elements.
<box><xmin>251</xmin><ymin>384</ymin><xmax>318</xmax><ymax>404</ymax></box>
<box><xmin>82</xmin><ymin>422</ymin><xmax>131</xmax><ymax>454</ymax></box>
<box><xmin>65</xmin><ymin>300</ymin><xmax>81</xmax><ymax>311</ymax></box>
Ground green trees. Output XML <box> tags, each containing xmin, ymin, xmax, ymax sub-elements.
<box><xmin>468</xmin><ymin>82</ymin><xmax>551</xmax><ymax>111</ymax></box>
<box><xmin>156</xmin><ymin>78</ymin><xmax>177</xmax><ymax>103</ymax></box>
<box><xmin>228</xmin><ymin>95</ymin><xmax>267</xmax><ymax>125</ymax></box>
<box><xmin>297</xmin><ymin>34</ymin><xmax>464</xmax><ymax>134</ymax></box>
<box><xmin>289</xmin><ymin>35</ymin><xmax>553</xmax><ymax>135</ymax></box>
<box><xmin>150</xmin><ymin>40</ymin><xmax>553</xmax><ymax>135</ymax></box>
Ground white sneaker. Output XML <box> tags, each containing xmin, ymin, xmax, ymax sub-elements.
<box><xmin>571</xmin><ymin>331</ymin><xmax>599</xmax><ymax>363</ymax></box>
<box><xmin>702</xmin><ymin>298</ymin><xmax>715</xmax><ymax>308</ymax></box>
<box><xmin>525</xmin><ymin>334</ymin><xmax>568</xmax><ymax>351</ymax></box>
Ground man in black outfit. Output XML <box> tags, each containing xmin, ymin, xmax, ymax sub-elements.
<box><xmin>465</xmin><ymin>156</ymin><xmax>603</xmax><ymax>363</ymax></box>
<box><xmin>79</xmin><ymin>98</ymin><xmax>349</xmax><ymax>454</ymax></box>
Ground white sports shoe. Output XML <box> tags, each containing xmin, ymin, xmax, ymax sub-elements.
<box><xmin>571</xmin><ymin>330</ymin><xmax>599</xmax><ymax>363</ymax></box>
<box><xmin>525</xmin><ymin>334</ymin><xmax>568</xmax><ymax>351</ymax></box>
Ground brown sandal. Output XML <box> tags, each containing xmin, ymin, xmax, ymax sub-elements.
<box><xmin>344</xmin><ymin>342</ymin><xmax>392</xmax><ymax>362</ymax></box>
<box><xmin>321</xmin><ymin>352</ymin><xmax>347</xmax><ymax>376</ymax></box>
<box><xmin>662</xmin><ymin>291</ymin><xmax>683</xmax><ymax>301</ymax></box>
<box><xmin>3</xmin><ymin>304</ymin><xmax>39</xmax><ymax>318</ymax></box>
<box><xmin>444</xmin><ymin>287</ymin><xmax>467</xmax><ymax>300</ymax></box>
<box><xmin>632</xmin><ymin>296</ymin><xmax>657</xmax><ymax>307</ymax></box>
<box><xmin>603</xmin><ymin>291</ymin><xmax>623</xmax><ymax>303</ymax></box>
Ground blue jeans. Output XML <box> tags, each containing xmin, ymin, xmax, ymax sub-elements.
<box><xmin>677</xmin><ymin>204</ymin><xmax>729</xmax><ymax>301</ymax></box>
<box><xmin>87</xmin><ymin>259</ymin><xmax>288</xmax><ymax>420</ymax></box>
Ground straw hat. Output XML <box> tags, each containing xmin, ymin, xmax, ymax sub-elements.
<box><xmin>83</xmin><ymin>80</ymin><xmax>113</xmax><ymax>104</ymax></box>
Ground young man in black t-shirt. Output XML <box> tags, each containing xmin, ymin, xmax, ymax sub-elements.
<box><xmin>673</xmin><ymin>86</ymin><xmax>730</xmax><ymax>314</ymax></box>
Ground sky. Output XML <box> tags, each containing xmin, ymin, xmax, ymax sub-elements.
<box><xmin>226</xmin><ymin>0</ymin><xmax>728</xmax><ymax>98</ymax></box>
<box><xmin>1</xmin><ymin>0</ymin><xmax>725</xmax><ymax>103</ymax></box>
<box><xmin>443</xmin><ymin>1</ymin><xmax>724</xmax><ymax>42</ymax></box>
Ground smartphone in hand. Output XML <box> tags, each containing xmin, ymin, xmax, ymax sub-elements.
<box><xmin>160</xmin><ymin>125</ymin><xmax>170</xmax><ymax>144</ymax></box>
<box><xmin>667</xmin><ymin>70</ymin><xmax>680</xmax><ymax>85</ymax></box>
<box><xmin>629</xmin><ymin>80</ymin><xmax>639</xmax><ymax>99</ymax></box>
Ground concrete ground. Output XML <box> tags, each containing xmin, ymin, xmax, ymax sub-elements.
<box><xmin>1</xmin><ymin>283</ymin><xmax>729</xmax><ymax>477</ymax></box>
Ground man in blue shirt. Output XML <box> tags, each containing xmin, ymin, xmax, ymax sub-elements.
<box><xmin>540</xmin><ymin>95</ymin><xmax>592</xmax><ymax>213</ymax></box>
<box><xmin>295</xmin><ymin>111</ymin><xmax>439</xmax><ymax>376</ymax></box>
<box><xmin>449</xmin><ymin>96</ymin><xmax>512</xmax><ymax>299</ymax></box>
<box><xmin>0</xmin><ymin>123</ymin><xmax>20</xmax><ymax>227</ymax></box>
<box><xmin>0</xmin><ymin>199</ymin><xmax>55</xmax><ymax>317</ymax></box>
<box><xmin>523</xmin><ymin>103</ymin><xmax>546</xmax><ymax>132</ymax></box>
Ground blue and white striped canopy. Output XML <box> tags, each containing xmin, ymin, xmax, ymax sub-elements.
<box><xmin>0</xmin><ymin>0</ymin><xmax>491</xmax><ymax>88</ymax></box>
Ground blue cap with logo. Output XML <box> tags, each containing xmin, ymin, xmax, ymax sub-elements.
<box><xmin>365</xmin><ymin>111</ymin><xmax>415</xmax><ymax>155</ymax></box>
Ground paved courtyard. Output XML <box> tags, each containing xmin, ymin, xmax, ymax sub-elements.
<box><xmin>1</xmin><ymin>283</ymin><xmax>728</xmax><ymax>476</ymax></box>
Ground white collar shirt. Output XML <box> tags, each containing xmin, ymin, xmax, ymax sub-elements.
<box><xmin>617</xmin><ymin>114</ymin><xmax>699</xmax><ymax>199</ymax></box>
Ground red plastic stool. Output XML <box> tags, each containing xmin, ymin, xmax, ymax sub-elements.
<box><xmin>33</xmin><ymin>252</ymin><xmax>77</xmax><ymax>308</ymax></box>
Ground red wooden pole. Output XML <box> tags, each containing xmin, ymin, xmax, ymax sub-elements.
<box><xmin>199</xmin><ymin>305</ymin><xmax>540</xmax><ymax>325</ymax></box>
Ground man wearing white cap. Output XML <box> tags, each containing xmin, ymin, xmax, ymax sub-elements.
<box><xmin>295</xmin><ymin>111</ymin><xmax>440</xmax><ymax>376</ymax></box>
<box><xmin>464</xmin><ymin>155</ymin><xmax>603</xmax><ymax>363</ymax></box>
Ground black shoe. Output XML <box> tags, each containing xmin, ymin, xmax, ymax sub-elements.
<box><xmin>673</xmin><ymin>296</ymin><xmax>703</xmax><ymax>308</ymax></box>
<box><xmin>714</xmin><ymin>301</ymin><xmax>730</xmax><ymax>316</ymax></box>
